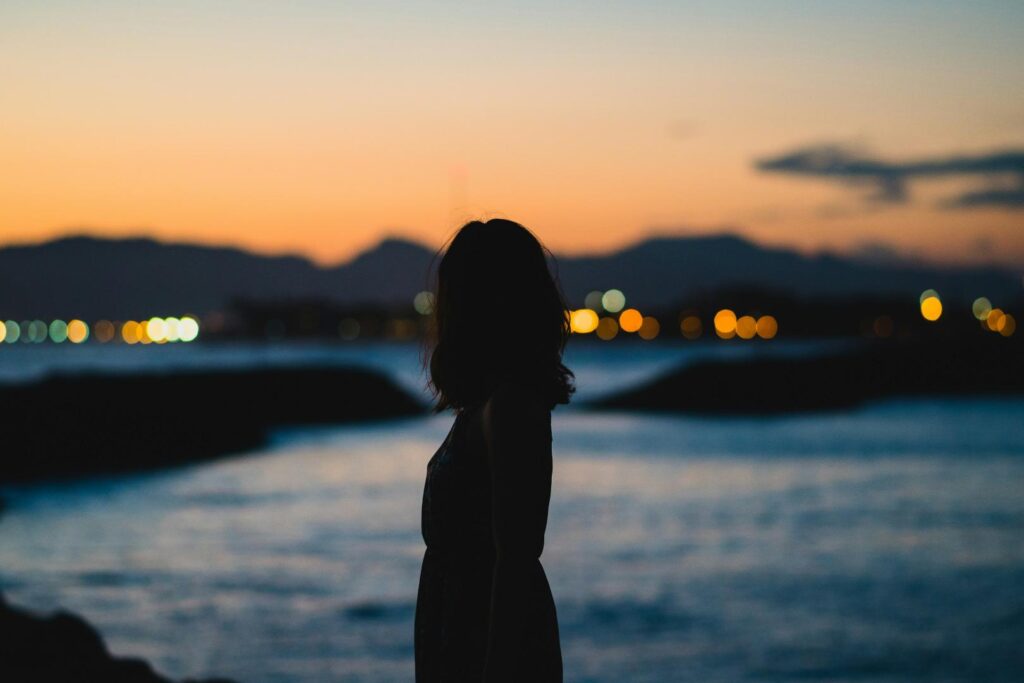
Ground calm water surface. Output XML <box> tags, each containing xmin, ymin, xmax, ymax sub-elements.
<box><xmin>1</xmin><ymin>343</ymin><xmax>1022</xmax><ymax>682</ymax></box>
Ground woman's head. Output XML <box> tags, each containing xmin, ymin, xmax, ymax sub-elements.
<box><xmin>427</xmin><ymin>219</ymin><xmax>574</xmax><ymax>411</ymax></box>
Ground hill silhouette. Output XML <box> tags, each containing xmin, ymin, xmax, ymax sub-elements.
<box><xmin>0</xmin><ymin>232</ymin><xmax>1017</xmax><ymax>319</ymax></box>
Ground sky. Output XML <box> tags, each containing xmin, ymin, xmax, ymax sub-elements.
<box><xmin>2</xmin><ymin>0</ymin><xmax>1023</xmax><ymax>266</ymax></box>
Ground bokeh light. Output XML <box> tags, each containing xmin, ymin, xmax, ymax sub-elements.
<box><xmin>147</xmin><ymin>317</ymin><xmax>168</xmax><ymax>343</ymax></box>
<box><xmin>601</xmin><ymin>289</ymin><xmax>626</xmax><ymax>313</ymax></box>
<box><xmin>680</xmin><ymin>315</ymin><xmax>702</xmax><ymax>340</ymax></box>
<box><xmin>413</xmin><ymin>291</ymin><xmax>435</xmax><ymax>315</ymax></box>
<box><xmin>28</xmin><ymin>320</ymin><xmax>47</xmax><ymax>343</ymax></box>
<box><xmin>756</xmin><ymin>315</ymin><xmax>778</xmax><ymax>340</ymax></box>
<box><xmin>49</xmin><ymin>319</ymin><xmax>69</xmax><ymax>343</ymax></box>
<box><xmin>999</xmin><ymin>314</ymin><xmax>1016</xmax><ymax>337</ymax></box>
<box><xmin>179</xmin><ymin>316</ymin><xmax>200</xmax><ymax>342</ymax></box>
<box><xmin>121</xmin><ymin>321</ymin><xmax>140</xmax><ymax>344</ymax></box>
<box><xmin>164</xmin><ymin>317</ymin><xmax>181</xmax><ymax>342</ymax></box>
<box><xmin>596</xmin><ymin>317</ymin><xmax>618</xmax><ymax>340</ymax></box>
<box><xmin>584</xmin><ymin>290</ymin><xmax>604</xmax><ymax>311</ymax></box>
<box><xmin>919</xmin><ymin>289</ymin><xmax>939</xmax><ymax>304</ymax></box>
<box><xmin>873</xmin><ymin>316</ymin><xmax>894</xmax><ymax>338</ymax></box>
<box><xmin>95</xmin><ymin>320</ymin><xmax>115</xmax><ymax>343</ymax></box>
<box><xmin>4</xmin><ymin>320</ymin><xmax>20</xmax><ymax>343</ymax></box>
<box><xmin>736</xmin><ymin>315</ymin><xmax>756</xmax><ymax>339</ymax></box>
<box><xmin>338</xmin><ymin>318</ymin><xmax>360</xmax><ymax>340</ymax></box>
<box><xmin>986</xmin><ymin>308</ymin><xmax>1005</xmax><ymax>332</ymax></box>
<box><xmin>570</xmin><ymin>309</ymin><xmax>599</xmax><ymax>334</ymax></box>
<box><xmin>638</xmin><ymin>316</ymin><xmax>660</xmax><ymax>340</ymax></box>
<box><xmin>619</xmin><ymin>308</ymin><xmax>642</xmax><ymax>333</ymax></box>
<box><xmin>714</xmin><ymin>309</ymin><xmax>737</xmax><ymax>339</ymax></box>
<box><xmin>920</xmin><ymin>295</ymin><xmax>942</xmax><ymax>321</ymax></box>
<box><xmin>972</xmin><ymin>297</ymin><xmax>992</xmax><ymax>321</ymax></box>
<box><xmin>67</xmin><ymin>319</ymin><xmax>89</xmax><ymax>343</ymax></box>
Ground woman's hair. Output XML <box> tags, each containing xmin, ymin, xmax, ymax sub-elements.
<box><xmin>426</xmin><ymin>218</ymin><xmax>574</xmax><ymax>412</ymax></box>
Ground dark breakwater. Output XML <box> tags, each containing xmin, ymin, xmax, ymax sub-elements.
<box><xmin>0</xmin><ymin>366</ymin><xmax>426</xmax><ymax>484</ymax></box>
<box><xmin>592</xmin><ymin>337</ymin><xmax>1024</xmax><ymax>414</ymax></box>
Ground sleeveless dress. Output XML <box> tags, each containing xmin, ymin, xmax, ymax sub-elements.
<box><xmin>414</xmin><ymin>407</ymin><xmax>562</xmax><ymax>682</ymax></box>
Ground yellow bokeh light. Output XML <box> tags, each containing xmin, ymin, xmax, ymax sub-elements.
<box><xmin>67</xmin><ymin>319</ymin><xmax>89</xmax><ymax>344</ymax></box>
<box><xmin>164</xmin><ymin>317</ymin><xmax>181</xmax><ymax>342</ymax></box>
<box><xmin>756</xmin><ymin>315</ymin><xmax>778</xmax><ymax>340</ymax></box>
<box><xmin>736</xmin><ymin>315</ymin><xmax>756</xmax><ymax>339</ymax></box>
<box><xmin>680</xmin><ymin>315</ymin><xmax>702</xmax><ymax>339</ymax></box>
<box><xmin>638</xmin><ymin>316</ymin><xmax>660</xmax><ymax>340</ymax></box>
<box><xmin>920</xmin><ymin>296</ymin><xmax>942</xmax><ymax>321</ymax></box>
<box><xmin>986</xmin><ymin>308</ymin><xmax>1005</xmax><ymax>332</ymax></box>
<box><xmin>999</xmin><ymin>313</ymin><xmax>1015</xmax><ymax>337</ymax></box>
<box><xmin>619</xmin><ymin>308</ymin><xmax>643</xmax><ymax>333</ymax></box>
<box><xmin>179</xmin><ymin>316</ymin><xmax>200</xmax><ymax>342</ymax></box>
<box><xmin>0</xmin><ymin>322</ymin><xmax>6</xmax><ymax>344</ymax></box>
<box><xmin>596</xmin><ymin>317</ymin><xmax>618</xmax><ymax>340</ymax></box>
<box><xmin>121</xmin><ymin>321</ymin><xmax>140</xmax><ymax>344</ymax></box>
<box><xmin>714</xmin><ymin>309</ymin><xmax>737</xmax><ymax>339</ymax></box>
<box><xmin>147</xmin><ymin>317</ymin><xmax>168</xmax><ymax>342</ymax></box>
<box><xmin>570</xmin><ymin>309</ymin><xmax>599</xmax><ymax>334</ymax></box>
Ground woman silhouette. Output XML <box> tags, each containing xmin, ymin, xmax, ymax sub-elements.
<box><xmin>415</xmin><ymin>219</ymin><xmax>573</xmax><ymax>682</ymax></box>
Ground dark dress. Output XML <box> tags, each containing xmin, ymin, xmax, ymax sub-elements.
<box><xmin>415</xmin><ymin>403</ymin><xmax>562</xmax><ymax>682</ymax></box>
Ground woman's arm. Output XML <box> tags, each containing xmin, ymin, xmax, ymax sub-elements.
<box><xmin>481</xmin><ymin>384</ymin><xmax>554</xmax><ymax>682</ymax></box>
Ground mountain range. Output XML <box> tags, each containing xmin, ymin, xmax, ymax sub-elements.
<box><xmin>0</xmin><ymin>232</ymin><xmax>1018</xmax><ymax>319</ymax></box>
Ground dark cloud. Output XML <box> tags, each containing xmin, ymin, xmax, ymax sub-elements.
<box><xmin>755</xmin><ymin>144</ymin><xmax>1024</xmax><ymax>209</ymax></box>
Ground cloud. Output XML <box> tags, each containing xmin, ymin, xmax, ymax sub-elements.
<box><xmin>755</xmin><ymin>144</ymin><xmax>1024</xmax><ymax>209</ymax></box>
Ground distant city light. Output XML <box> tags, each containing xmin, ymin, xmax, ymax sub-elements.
<box><xmin>985</xmin><ymin>308</ymin><xmax>1005</xmax><ymax>332</ymax></box>
<box><xmin>28</xmin><ymin>320</ymin><xmax>47</xmax><ymax>343</ymax></box>
<box><xmin>94</xmin><ymin>320</ymin><xmax>115</xmax><ymax>343</ymax></box>
<box><xmin>147</xmin><ymin>317</ymin><xmax>168</xmax><ymax>343</ymax></box>
<box><xmin>920</xmin><ymin>294</ymin><xmax>942</xmax><ymax>321</ymax></box>
<box><xmin>972</xmin><ymin>297</ymin><xmax>992</xmax><ymax>321</ymax></box>
<box><xmin>67</xmin><ymin>319</ymin><xmax>89</xmax><ymax>343</ymax></box>
<box><xmin>756</xmin><ymin>315</ymin><xmax>778</xmax><ymax>340</ymax></box>
<box><xmin>584</xmin><ymin>290</ymin><xmax>604</xmax><ymax>311</ymax></box>
<box><xmin>619</xmin><ymin>308</ymin><xmax>643</xmax><ymax>333</ymax></box>
<box><xmin>873</xmin><ymin>315</ymin><xmax>894</xmax><ymax>338</ymax></box>
<box><xmin>413</xmin><ymin>291</ymin><xmax>435</xmax><ymax>315</ymax></box>
<box><xmin>601</xmin><ymin>289</ymin><xmax>626</xmax><ymax>313</ymax></box>
<box><xmin>638</xmin><ymin>316</ymin><xmax>660</xmax><ymax>340</ymax></box>
<box><xmin>596</xmin><ymin>317</ymin><xmax>618</xmax><ymax>340</ymax></box>
<box><xmin>714</xmin><ymin>309</ymin><xmax>737</xmax><ymax>339</ymax></box>
<box><xmin>570</xmin><ymin>309</ymin><xmax>599</xmax><ymax>334</ymax></box>
<box><xmin>999</xmin><ymin>314</ymin><xmax>1016</xmax><ymax>337</ymax></box>
<box><xmin>122</xmin><ymin>321</ymin><xmax>140</xmax><ymax>344</ymax></box>
<box><xmin>49</xmin><ymin>319</ymin><xmax>69</xmax><ymax>343</ymax></box>
<box><xmin>164</xmin><ymin>317</ymin><xmax>181</xmax><ymax>342</ymax></box>
<box><xmin>178</xmin><ymin>316</ymin><xmax>200</xmax><ymax>343</ymax></box>
<box><xmin>919</xmin><ymin>289</ymin><xmax>939</xmax><ymax>304</ymax></box>
<box><xmin>3</xmin><ymin>321</ymin><xmax>20</xmax><ymax>343</ymax></box>
<box><xmin>736</xmin><ymin>315</ymin><xmax>757</xmax><ymax>339</ymax></box>
<box><xmin>680</xmin><ymin>315</ymin><xmax>702</xmax><ymax>340</ymax></box>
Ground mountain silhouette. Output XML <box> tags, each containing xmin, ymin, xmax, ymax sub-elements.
<box><xmin>0</xmin><ymin>232</ymin><xmax>1017</xmax><ymax>319</ymax></box>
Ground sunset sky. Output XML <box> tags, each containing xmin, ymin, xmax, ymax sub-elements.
<box><xmin>2</xmin><ymin>1</ymin><xmax>1023</xmax><ymax>266</ymax></box>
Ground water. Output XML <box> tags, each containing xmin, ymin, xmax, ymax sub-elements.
<box><xmin>1</xmin><ymin>342</ymin><xmax>1023</xmax><ymax>682</ymax></box>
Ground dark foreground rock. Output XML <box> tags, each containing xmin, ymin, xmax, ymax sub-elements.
<box><xmin>0</xmin><ymin>592</ymin><xmax>235</xmax><ymax>683</ymax></box>
<box><xmin>593</xmin><ymin>337</ymin><xmax>1024</xmax><ymax>414</ymax></box>
<box><xmin>0</xmin><ymin>366</ymin><xmax>426</xmax><ymax>484</ymax></box>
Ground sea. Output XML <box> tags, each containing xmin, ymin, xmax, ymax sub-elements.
<box><xmin>1</xmin><ymin>340</ymin><xmax>1022</xmax><ymax>682</ymax></box>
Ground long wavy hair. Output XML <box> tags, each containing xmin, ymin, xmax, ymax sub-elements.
<box><xmin>426</xmin><ymin>219</ymin><xmax>574</xmax><ymax>412</ymax></box>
